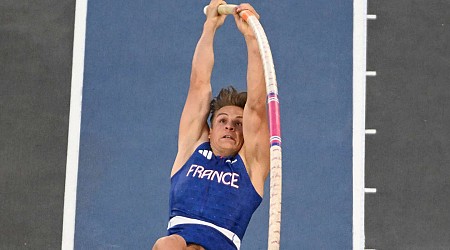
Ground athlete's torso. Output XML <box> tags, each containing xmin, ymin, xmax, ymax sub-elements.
<box><xmin>169</xmin><ymin>142</ymin><xmax>262</xmax><ymax>239</ymax></box>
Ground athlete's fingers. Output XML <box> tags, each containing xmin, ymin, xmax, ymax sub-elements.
<box><xmin>235</xmin><ymin>3</ymin><xmax>260</xmax><ymax>19</ymax></box>
<box><xmin>205</xmin><ymin>0</ymin><xmax>229</xmax><ymax>28</ymax></box>
<box><xmin>206</xmin><ymin>0</ymin><xmax>228</xmax><ymax>19</ymax></box>
<box><xmin>206</xmin><ymin>0</ymin><xmax>218</xmax><ymax>16</ymax></box>
<box><xmin>208</xmin><ymin>0</ymin><xmax>226</xmax><ymax>12</ymax></box>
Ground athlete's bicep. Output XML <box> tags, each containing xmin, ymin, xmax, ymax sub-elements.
<box><xmin>179</xmin><ymin>84</ymin><xmax>211</xmax><ymax>142</ymax></box>
<box><xmin>173</xmin><ymin>85</ymin><xmax>211</xmax><ymax>175</ymax></box>
<box><xmin>242</xmin><ymin>105</ymin><xmax>270</xmax><ymax>177</ymax></box>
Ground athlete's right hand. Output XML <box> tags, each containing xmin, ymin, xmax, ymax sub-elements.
<box><xmin>205</xmin><ymin>0</ymin><xmax>228</xmax><ymax>29</ymax></box>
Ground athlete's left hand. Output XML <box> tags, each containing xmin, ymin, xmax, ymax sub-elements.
<box><xmin>233</xmin><ymin>3</ymin><xmax>260</xmax><ymax>38</ymax></box>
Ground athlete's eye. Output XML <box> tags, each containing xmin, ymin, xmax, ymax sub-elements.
<box><xmin>235</xmin><ymin>121</ymin><xmax>242</xmax><ymax>127</ymax></box>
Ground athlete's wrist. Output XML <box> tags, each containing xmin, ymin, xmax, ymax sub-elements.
<box><xmin>203</xmin><ymin>20</ymin><xmax>221</xmax><ymax>32</ymax></box>
<box><xmin>244</xmin><ymin>35</ymin><xmax>258</xmax><ymax>47</ymax></box>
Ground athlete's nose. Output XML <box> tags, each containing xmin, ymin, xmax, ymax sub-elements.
<box><xmin>225</xmin><ymin>122</ymin><xmax>235</xmax><ymax>131</ymax></box>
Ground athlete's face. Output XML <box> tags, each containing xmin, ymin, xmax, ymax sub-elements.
<box><xmin>209</xmin><ymin>106</ymin><xmax>244</xmax><ymax>157</ymax></box>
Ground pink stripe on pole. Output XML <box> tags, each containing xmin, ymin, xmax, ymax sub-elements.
<box><xmin>268</xmin><ymin>93</ymin><xmax>281</xmax><ymax>146</ymax></box>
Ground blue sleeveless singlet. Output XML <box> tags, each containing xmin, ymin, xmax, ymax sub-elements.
<box><xmin>168</xmin><ymin>142</ymin><xmax>262</xmax><ymax>250</ymax></box>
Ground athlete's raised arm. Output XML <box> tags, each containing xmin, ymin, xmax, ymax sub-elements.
<box><xmin>171</xmin><ymin>0</ymin><xmax>228</xmax><ymax>176</ymax></box>
<box><xmin>234</xmin><ymin>4</ymin><xmax>270</xmax><ymax>195</ymax></box>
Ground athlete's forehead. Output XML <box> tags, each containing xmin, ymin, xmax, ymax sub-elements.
<box><xmin>215</xmin><ymin>106</ymin><xmax>244</xmax><ymax>118</ymax></box>
<box><xmin>216</xmin><ymin>112</ymin><xmax>243</xmax><ymax>119</ymax></box>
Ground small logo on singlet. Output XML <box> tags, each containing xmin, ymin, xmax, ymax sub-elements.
<box><xmin>226</xmin><ymin>159</ymin><xmax>237</xmax><ymax>164</ymax></box>
<box><xmin>198</xmin><ymin>150</ymin><xmax>212</xmax><ymax>160</ymax></box>
<box><xmin>186</xmin><ymin>164</ymin><xmax>239</xmax><ymax>188</ymax></box>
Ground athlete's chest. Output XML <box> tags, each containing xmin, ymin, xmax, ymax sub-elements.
<box><xmin>188</xmin><ymin>150</ymin><xmax>243</xmax><ymax>183</ymax></box>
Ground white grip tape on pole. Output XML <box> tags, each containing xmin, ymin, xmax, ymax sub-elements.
<box><xmin>203</xmin><ymin>4</ymin><xmax>238</xmax><ymax>15</ymax></box>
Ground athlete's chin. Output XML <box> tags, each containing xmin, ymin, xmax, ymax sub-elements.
<box><xmin>220</xmin><ymin>140</ymin><xmax>239</xmax><ymax>147</ymax></box>
<box><xmin>217</xmin><ymin>143</ymin><xmax>240</xmax><ymax>154</ymax></box>
<box><xmin>221</xmin><ymin>145</ymin><xmax>238</xmax><ymax>151</ymax></box>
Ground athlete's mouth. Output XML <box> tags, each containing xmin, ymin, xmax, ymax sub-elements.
<box><xmin>222</xmin><ymin>135</ymin><xmax>234</xmax><ymax>140</ymax></box>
